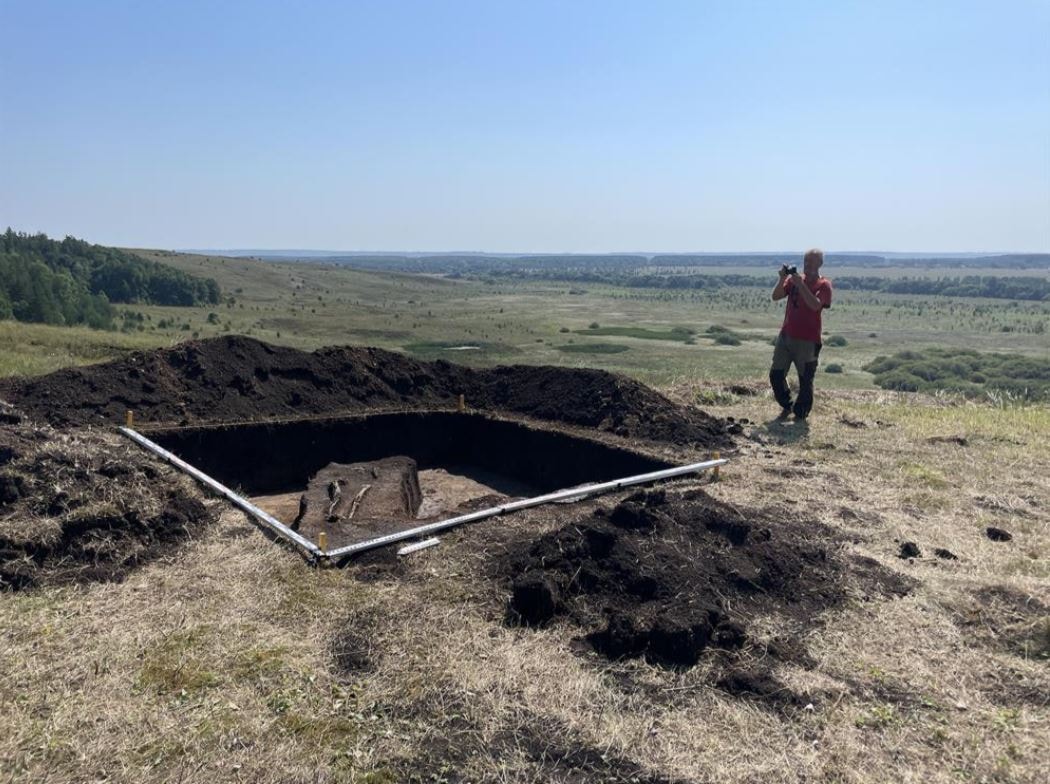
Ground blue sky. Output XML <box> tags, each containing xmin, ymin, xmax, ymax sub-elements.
<box><xmin>2</xmin><ymin>0</ymin><xmax>1048</xmax><ymax>252</ymax></box>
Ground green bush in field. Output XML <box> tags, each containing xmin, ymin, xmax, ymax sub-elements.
<box><xmin>706</xmin><ymin>325</ymin><xmax>743</xmax><ymax>345</ymax></box>
<box><xmin>864</xmin><ymin>348</ymin><xmax>1050</xmax><ymax>401</ymax></box>
<box><xmin>826</xmin><ymin>335</ymin><xmax>848</xmax><ymax>346</ymax></box>
<box><xmin>825</xmin><ymin>363</ymin><xmax>844</xmax><ymax>373</ymax></box>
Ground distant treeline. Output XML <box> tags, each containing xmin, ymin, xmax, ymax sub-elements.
<box><xmin>292</xmin><ymin>252</ymin><xmax>1050</xmax><ymax>273</ymax></box>
<box><xmin>1</xmin><ymin>230</ymin><xmax>221</xmax><ymax>328</ymax></box>
<box><xmin>864</xmin><ymin>348</ymin><xmax>1050</xmax><ymax>402</ymax></box>
<box><xmin>454</xmin><ymin>269</ymin><xmax>1050</xmax><ymax>301</ymax></box>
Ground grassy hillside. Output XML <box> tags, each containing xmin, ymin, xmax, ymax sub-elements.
<box><xmin>1</xmin><ymin>249</ymin><xmax>1045</xmax><ymax>391</ymax></box>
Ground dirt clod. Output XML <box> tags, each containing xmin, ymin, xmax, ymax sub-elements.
<box><xmin>899</xmin><ymin>541</ymin><xmax>921</xmax><ymax>559</ymax></box>
<box><xmin>510</xmin><ymin>574</ymin><xmax>561</xmax><ymax>626</ymax></box>
<box><xmin>934</xmin><ymin>547</ymin><xmax>958</xmax><ymax>560</ymax></box>
<box><xmin>986</xmin><ymin>526</ymin><xmax>1013</xmax><ymax>542</ymax></box>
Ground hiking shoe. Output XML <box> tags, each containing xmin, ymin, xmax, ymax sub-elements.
<box><xmin>776</xmin><ymin>407</ymin><xmax>792</xmax><ymax>420</ymax></box>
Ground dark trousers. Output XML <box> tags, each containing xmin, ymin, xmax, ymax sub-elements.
<box><xmin>769</xmin><ymin>332</ymin><xmax>821</xmax><ymax>418</ymax></box>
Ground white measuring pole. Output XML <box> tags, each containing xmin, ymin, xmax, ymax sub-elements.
<box><xmin>120</xmin><ymin>426</ymin><xmax>727</xmax><ymax>564</ymax></box>
<box><xmin>322</xmin><ymin>457</ymin><xmax>728</xmax><ymax>560</ymax></box>
<box><xmin>397</xmin><ymin>537</ymin><xmax>441</xmax><ymax>556</ymax></box>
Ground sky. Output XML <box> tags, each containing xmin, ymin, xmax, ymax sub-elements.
<box><xmin>1</xmin><ymin>0</ymin><xmax>1048</xmax><ymax>253</ymax></box>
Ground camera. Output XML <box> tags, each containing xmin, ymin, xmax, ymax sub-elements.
<box><xmin>781</xmin><ymin>264</ymin><xmax>798</xmax><ymax>276</ymax></box>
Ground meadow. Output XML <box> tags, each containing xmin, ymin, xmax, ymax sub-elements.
<box><xmin>1</xmin><ymin>251</ymin><xmax>1047</xmax><ymax>394</ymax></box>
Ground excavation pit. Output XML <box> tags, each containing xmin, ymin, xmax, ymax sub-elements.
<box><xmin>141</xmin><ymin>411</ymin><xmax>677</xmax><ymax>554</ymax></box>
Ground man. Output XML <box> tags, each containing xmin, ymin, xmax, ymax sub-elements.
<box><xmin>769</xmin><ymin>248</ymin><xmax>832</xmax><ymax>420</ymax></box>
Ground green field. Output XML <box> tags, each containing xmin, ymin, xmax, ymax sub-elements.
<box><xmin>0</xmin><ymin>249</ymin><xmax>1047</xmax><ymax>391</ymax></box>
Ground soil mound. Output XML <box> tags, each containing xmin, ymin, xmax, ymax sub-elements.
<box><xmin>0</xmin><ymin>336</ymin><xmax>727</xmax><ymax>447</ymax></box>
<box><xmin>0</xmin><ymin>416</ymin><xmax>215</xmax><ymax>590</ymax></box>
<box><xmin>501</xmin><ymin>488</ymin><xmax>911</xmax><ymax>671</ymax></box>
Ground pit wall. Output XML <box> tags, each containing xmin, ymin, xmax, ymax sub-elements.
<box><xmin>145</xmin><ymin>412</ymin><xmax>672</xmax><ymax>496</ymax></box>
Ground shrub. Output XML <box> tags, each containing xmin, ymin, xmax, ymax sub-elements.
<box><xmin>863</xmin><ymin>348</ymin><xmax>1050</xmax><ymax>401</ymax></box>
<box><xmin>713</xmin><ymin>333</ymin><xmax>741</xmax><ymax>346</ymax></box>
<box><xmin>589</xmin><ymin>322</ymin><xmax>600</xmax><ymax>329</ymax></box>
<box><xmin>825</xmin><ymin>363</ymin><xmax>843</xmax><ymax>373</ymax></box>
<box><xmin>826</xmin><ymin>335</ymin><xmax>848</xmax><ymax>347</ymax></box>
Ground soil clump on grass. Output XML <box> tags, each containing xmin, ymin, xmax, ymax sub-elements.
<box><xmin>500</xmin><ymin>488</ymin><xmax>913</xmax><ymax>694</ymax></box>
<box><xmin>0</xmin><ymin>336</ymin><xmax>728</xmax><ymax>447</ymax></box>
<box><xmin>0</xmin><ymin>415</ymin><xmax>214</xmax><ymax>590</ymax></box>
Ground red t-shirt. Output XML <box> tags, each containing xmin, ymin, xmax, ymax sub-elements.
<box><xmin>782</xmin><ymin>276</ymin><xmax>832</xmax><ymax>343</ymax></box>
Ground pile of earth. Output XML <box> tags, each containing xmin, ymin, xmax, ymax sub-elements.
<box><xmin>501</xmin><ymin>488</ymin><xmax>912</xmax><ymax>691</ymax></box>
<box><xmin>0</xmin><ymin>403</ymin><xmax>214</xmax><ymax>590</ymax></box>
<box><xmin>0</xmin><ymin>336</ymin><xmax>728</xmax><ymax>447</ymax></box>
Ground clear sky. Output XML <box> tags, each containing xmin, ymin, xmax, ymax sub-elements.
<box><xmin>2</xmin><ymin>0</ymin><xmax>1048</xmax><ymax>253</ymax></box>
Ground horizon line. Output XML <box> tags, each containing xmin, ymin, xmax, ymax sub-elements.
<box><xmin>175</xmin><ymin>248</ymin><xmax>1050</xmax><ymax>257</ymax></box>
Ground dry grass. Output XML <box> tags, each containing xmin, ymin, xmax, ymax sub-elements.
<box><xmin>1</xmin><ymin>390</ymin><xmax>1048</xmax><ymax>783</ymax></box>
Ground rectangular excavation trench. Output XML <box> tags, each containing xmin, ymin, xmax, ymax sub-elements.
<box><xmin>140</xmin><ymin>411</ymin><xmax>679</xmax><ymax>558</ymax></box>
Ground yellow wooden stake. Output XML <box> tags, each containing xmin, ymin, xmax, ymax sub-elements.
<box><xmin>458</xmin><ymin>394</ymin><xmax>465</xmax><ymax>413</ymax></box>
<box><xmin>318</xmin><ymin>531</ymin><xmax>328</xmax><ymax>550</ymax></box>
<box><xmin>712</xmin><ymin>451</ymin><xmax>721</xmax><ymax>481</ymax></box>
<box><xmin>125</xmin><ymin>410</ymin><xmax>134</xmax><ymax>428</ymax></box>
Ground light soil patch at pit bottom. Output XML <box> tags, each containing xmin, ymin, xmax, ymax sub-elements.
<box><xmin>0</xmin><ymin>390</ymin><xmax>1048</xmax><ymax>783</ymax></box>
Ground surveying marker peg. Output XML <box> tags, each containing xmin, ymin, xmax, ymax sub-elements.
<box><xmin>712</xmin><ymin>452</ymin><xmax>721</xmax><ymax>481</ymax></box>
<box><xmin>125</xmin><ymin>410</ymin><xmax>134</xmax><ymax>428</ymax></box>
<box><xmin>318</xmin><ymin>530</ymin><xmax>328</xmax><ymax>550</ymax></box>
<box><xmin>458</xmin><ymin>394</ymin><xmax>465</xmax><ymax>413</ymax></box>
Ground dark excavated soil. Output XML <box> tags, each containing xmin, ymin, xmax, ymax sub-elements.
<box><xmin>0</xmin><ymin>416</ymin><xmax>215</xmax><ymax>590</ymax></box>
<box><xmin>0</xmin><ymin>336</ymin><xmax>729</xmax><ymax>447</ymax></box>
<box><xmin>499</xmin><ymin>488</ymin><xmax>913</xmax><ymax>681</ymax></box>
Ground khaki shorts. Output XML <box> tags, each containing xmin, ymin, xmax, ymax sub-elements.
<box><xmin>771</xmin><ymin>332</ymin><xmax>820</xmax><ymax>373</ymax></box>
